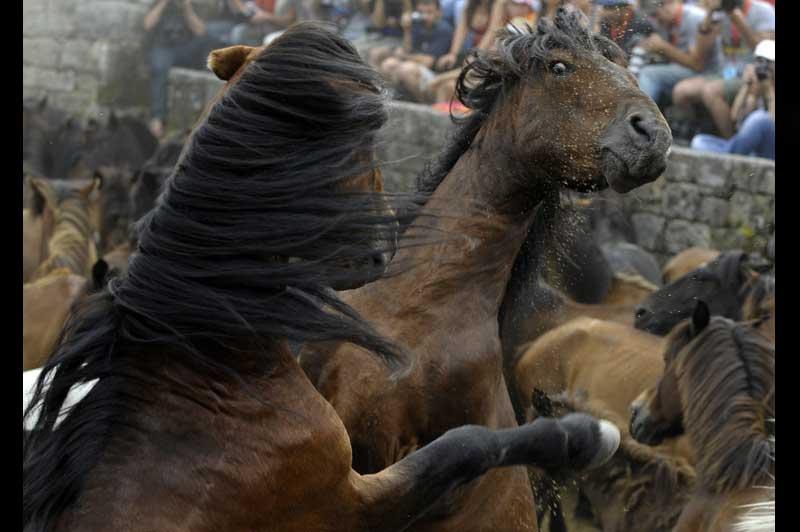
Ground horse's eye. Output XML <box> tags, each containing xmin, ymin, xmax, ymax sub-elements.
<box><xmin>550</xmin><ymin>62</ymin><xmax>569</xmax><ymax>76</ymax></box>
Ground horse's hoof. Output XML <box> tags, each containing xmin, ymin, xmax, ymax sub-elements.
<box><xmin>560</xmin><ymin>413</ymin><xmax>620</xmax><ymax>471</ymax></box>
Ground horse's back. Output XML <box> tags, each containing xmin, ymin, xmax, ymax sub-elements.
<box><xmin>516</xmin><ymin>318</ymin><xmax>664</xmax><ymax>420</ymax></box>
<box><xmin>663</xmin><ymin>247</ymin><xmax>720</xmax><ymax>284</ymax></box>
<box><xmin>23</xmin><ymin>270</ymin><xmax>88</xmax><ymax>370</ymax></box>
<box><xmin>23</xmin><ymin>209</ymin><xmax>44</xmax><ymax>283</ymax></box>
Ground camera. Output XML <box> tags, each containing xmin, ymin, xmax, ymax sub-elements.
<box><xmin>755</xmin><ymin>60</ymin><xmax>771</xmax><ymax>81</ymax></box>
<box><xmin>410</xmin><ymin>11</ymin><xmax>423</xmax><ymax>21</ymax></box>
<box><xmin>720</xmin><ymin>0</ymin><xmax>743</xmax><ymax>11</ymax></box>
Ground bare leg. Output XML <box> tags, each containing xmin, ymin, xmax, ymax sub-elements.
<box><xmin>369</xmin><ymin>46</ymin><xmax>396</xmax><ymax>70</ymax></box>
<box><xmin>702</xmin><ymin>79</ymin><xmax>735</xmax><ymax>138</ymax></box>
<box><xmin>672</xmin><ymin>76</ymin><xmax>707</xmax><ymax>110</ymax></box>
<box><xmin>396</xmin><ymin>61</ymin><xmax>428</xmax><ymax>103</ymax></box>
<box><xmin>354</xmin><ymin>413</ymin><xmax>620</xmax><ymax>531</ymax></box>
<box><xmin>379</xmin><ymin>57</ymin><xmax>403</xmax><ymax>85</ymax></box>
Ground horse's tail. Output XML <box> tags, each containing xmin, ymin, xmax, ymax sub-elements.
<box><xmin>23</xmin><ymin>288</ymin><xmax>123</xmax><ymax>531</ymax></box>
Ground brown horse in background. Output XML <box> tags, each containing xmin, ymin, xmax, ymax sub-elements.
<box><xmin>530</xmin><ymin>391</ymin><xmax>696</xmax><ymax>532</ymax></box>
<box><xmin>301</xmin><ymin>10</ymin><xmax>671</xmax><ymax>531</ymax></box>
<box><xmin>662</xmin><ymin>247</ymin><xmax>720</xmax><ymax>284</ymax></box>
<box><xmin>631</xmin><ymin>302</ymin><xmax>774</xmax><ymax>532</ymax></box>
<box><xmin>24</xmin><ymin>177</ymin><xmax>101</xmax><ymax>282</ymax></box>
<box><xmin>23</xmin><ymin>23</ymin><xmax>621</xmax><ymax>532</ymax></box>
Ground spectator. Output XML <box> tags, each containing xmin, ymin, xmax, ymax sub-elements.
<box><xmin>596</xmin><ymin>0</ymin><xmax>656</xmax><ymax>55</ymax></box>
<box><xmin>442</xmin><ymin>0</ymin><xmax>468</xmax><ymax>27</ymax></box>
<box><xmin>229</xmin><ymin>0</ymin><xmax>298</xmax><ymax>45</ymax></box>
<box><xmin>435</xmin><ymin>0</ymin><xmax>496</xmax><ymax>71</ymax></box>
<box><xmin>374</xmin><ymin>0</ymin><xmax>455</xmax><ymax>101</ymax></box>
<box><xmin>671</xmin><ymin>0</ymin><xmax>775</xmax><ymax>138</ymax></box>
<box><xmin>691</xmin><ymin>39</ymin><xmax>774</xmax><ymax>159</ymax></box>
<box><xmin>635</xmin><ymin>0</ymin><xmax>722</xmax><ymax>107</ymax></box>
<box><xmin>486</xmin><ymin>0</ymin><xmax>540</xmax><ymax>35</ymax></box>
<box><xmin>205</xmin><ymin>1</ymin><xmax>250</xmax><ymax>44</ymax></box>
<box><xmin>368</xmin><ymin>0</ymin><xmax>414</xmax><ymax>37</ymax></box>
<box><xmin>144</xmin><ymin>0</ymin><xmax>222</xmax><ymax>139</ymax></box>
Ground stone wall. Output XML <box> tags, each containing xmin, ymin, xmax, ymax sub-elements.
<box><xmin>167</xmin><ymin>68</ymin><xmax>775</xmax><ymax>263</ymax></box>
<box><xmin>23</xmin><ymin>0</ymin><xmax>222</xmax><ymax>118</ymax></box>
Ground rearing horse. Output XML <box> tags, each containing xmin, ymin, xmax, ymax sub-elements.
<box><xmin>301</xmin><ymin>10</ymin><xmax>671</xmax><ymax>531</ymax></box>
<box><xmin>23</xmin><ymin>23</ymin><xmax>620</xmax><ymax>532</ymax></box>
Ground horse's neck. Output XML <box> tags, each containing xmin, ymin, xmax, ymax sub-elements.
<box><xmin>603</xmin><ymin>276</ymin><xmax>655</xmax><ymax>306</ymax></box>
<box><xmin>35</xmin><ymin>201</ymin><xmax>96</xmax><ymax>278</ymax></box>
<box><xmin>399</xmin><ymin>141</ymin><xmax>543</xmax><ymax>313</ymax></box>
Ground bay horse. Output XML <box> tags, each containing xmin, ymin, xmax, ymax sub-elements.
<box><xmin>634</xmin><ymin>250</ymin><xmax>775</xmax><ymax>341</ymax></box>
<box><xmin>662</xmin><ymin>246</ymin><xmax>720</xmax><ymax>284</ymax></box>
<box><xmin>630</xmin><ymin>301</ymin><xmax>775</xmax><ymax>532</ymax></box>
<box><xmin>300</xmin><ymin>10</ymin><xmax>671</xmax><ymax>531</ymax></box>
<box><xmin>23</xmin><ymin>23</ymin><xmax>621</xmax><ymax>532</ymax></box>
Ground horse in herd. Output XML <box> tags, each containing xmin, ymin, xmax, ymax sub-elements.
<box><xmin>21</xmin><ymin>12</ymin><xmax>774</xmax><ymax>532</ymax></box>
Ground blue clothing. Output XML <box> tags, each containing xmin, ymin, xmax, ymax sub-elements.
<box><xmin>691</xmin><ymin>109</ymin><xmax>774</xmax><ymax>160</ymax></box>
<box><xmin>411</xmin><ymin>18</ymin><xmax>455</xmax><ymax>59</ymax></box>
<box><xmin>441</xmin><ymin>0</ymin><xmax>466</xmax><ymax>27</ymax></box>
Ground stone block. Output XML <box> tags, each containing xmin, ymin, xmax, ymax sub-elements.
<box><xmin>727</xmin><ymin>191</ymin><xmax>754</xmax><ymax>227</ymax></box>
<box><xmin>632</xmin><ymin>213</ymin><xmax>665</xmax><ymax>251</ymax></box>
<box><xmin>23</xmin><ymin>38</ymin><xmax>61</xmax><ymax>69</ymax></box>
<box><xmin>23</xmin><ymin>66</ymin><xmax>76</xmax><ymax>92</ymax></box>
<box><xmin>694</xmin><ymin>158</ymin><xmax>734</xmax><ymax>198</ymax></box>
<box><xmin>757</xmin><ymin>167</ymin><xmax>775</xmax><ymax>195</ymax></box>
<box><xmin>74</xmin><ymin>2</ymin><xmax>149</xmax><ymax>41</ymax></box>
<box><xmin>699</xmin><ymin>197</ymin><xmax>730</xmax><ymax>228</ymax></box>
<box><xmin>661</xmin><ymin>183</ymin><xmax>701</xmax><ymax>220</ymax></box>
<box><xmin>60</xmin><ymin>40</ymin><xmax>98</xmax><ymax>72</ymax></box>
<box><xmin>663</xmin><ymin>220</ymin><xmax>711</xmax><ymax>254</ymax></box>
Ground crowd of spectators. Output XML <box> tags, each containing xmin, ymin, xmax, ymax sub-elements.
<box><xmin>143</xmin><ymin>0</ymin><xmax>776</xmax><ymax>160</ymax></box>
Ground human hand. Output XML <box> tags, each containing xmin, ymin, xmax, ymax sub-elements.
<box><xmin>400</xmin><ymin>12</ymin><xmax>413</xmax><ymax>30</ymax></box>
<box><xmin>640</xmin><ymin>33</ymin><xmax>666</xmax><ymax>54</ymax></box>
<box><xmin>436</xmin><ymin>52</ymin><xmax>457</xmax><ymax>70</ymax></box>
<box><xmin>742</xmin><ymin>63</ymin><xmax>757</xmax><ymax>85</ymax></box>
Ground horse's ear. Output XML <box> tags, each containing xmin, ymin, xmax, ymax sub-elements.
<box><xmin>531</xmin><ymin>388</ymin><xmax>553</xmax><ymax>417</ymax></box>
<box><xmin>690</xmin><ymin>300</ymin><xmax>710</xmax><ymax>336</ymax></box>
<box><xmin>79</xmin><ymin>171</ymin><xmax>103</xmax><ymax>199</ymax></box>
<box><xmin>29</xmin><ymin>177</ymin><xmax>57</xmax><ymax>214</ymax></box>
<box><xmin>91</xmin><ymin>259</ymin><xmax>110</xmax><ymax>290</ymax></box>
<box><xmin>207</xmin><ymin>45</ymin><xmax>257</xmax><ymax>81</ymax></box>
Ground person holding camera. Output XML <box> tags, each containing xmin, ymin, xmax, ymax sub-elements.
<box><xmin>634</xmin><ymin>0</ymin><xmax>723</xmax><ymax>108</ymax></box>
<box><xmin>144</xmin><ymin>0</ymin><xmax>223</xmax><ymax>138</ymax></box>
<box><xmin>671</xmin><ymin>0</ymin><xmax>774</xmax><ymax>138</ymax></box>
<box><xmin>372</xmin><ymin>0</ymin><xmax>455</xmax><ymax>101</ymax></box>
<box><xmin>690</xmin><ymin>39</ymin><xmax>774</xmax><ymax>159</ymax></box>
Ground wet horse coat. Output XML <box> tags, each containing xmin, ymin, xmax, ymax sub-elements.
<box><xmin>23</xmin><ymin>23</ymin><xmax>620</xmax><ymax>532</ymax></box>
<box><xmin>301</xmin><ymin>11</ymin><xmax>671</xmax><ymax>531</ymax></box>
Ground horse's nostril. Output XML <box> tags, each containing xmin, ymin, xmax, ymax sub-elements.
<box><xmin>628</xmin><ymin>114</ymin><xmax>653</xmax><ymax>145</ymax></box>
<box><xmin>635</xmin><ymin>307</ymin><xmax>648</xmax><ymax>320</ymax></box>
<box><xmin>371</xmin><ymin>252</ymin><xmax>388</xmax><ymax>269</ymax></box>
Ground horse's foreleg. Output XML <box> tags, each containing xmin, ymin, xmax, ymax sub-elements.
<box><xmin>353</xmin><ymin>413</ymin><xmax>620</xmax><ymax>532</ymax></box>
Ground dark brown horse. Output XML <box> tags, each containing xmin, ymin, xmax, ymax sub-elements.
<box><xmin>300</xmin><ymin>10</ymin><xmax>671</xmax><ymax>531</ymax></box>
<box><xmin>634</xmin><ymin>250</ymin><xmax>774</xmax><ymax>341</ymax></box>
<box><xmin>630</xmin><ymin>301</ymin><xmax>774</xmax><ymax>532</ymax></box>
<box><xmin>23</xmin><ymin>23</ymin><xmax>620</xmax><ymax>532</ymax></box>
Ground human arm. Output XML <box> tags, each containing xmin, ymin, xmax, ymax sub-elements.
<box><xmin>401</xmin><ymin>11</ymin><xmax>414</xmax><ymax>53</ymax></box>
<box><xmin>144</xmin><ymin>0</ymin><xmax>170</xmax><ymax>32</ymax></box>
<box><xmin>640</xmin><ymin>17</ymin><xmax>720</xmax><ymax>72</ymax></box>
<box><xmin>436</xmin><ymin>4</ymin><xmax>468</xmax><ymax>69</ymax></box>
<box><xmin>727</xmin><ymin>6</ymin><xmax>775</xmax><ymax>50</ymax></box>
<box><xmin>477</xmin><ymin>0</ymin><xmax>508</xmax><ymax>50</ymax></box>
<box><xmin>181</xmin><ymin>0</ymin><xmax>206</xmax><ymax>36</ymax></box>
<box><xmin>730</xmin><ymin>64</ymin><xmax>758</xmax><ymax>126</ymax></box>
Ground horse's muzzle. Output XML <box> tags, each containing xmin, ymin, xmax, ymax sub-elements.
<box><xmin>600</xmin><ymin>109</ymin><xmax>673</xmax><ymax>193</ymax></box>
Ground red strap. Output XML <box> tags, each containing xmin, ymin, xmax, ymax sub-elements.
<box><xmin>730</xmin><ymin>0</ymin><xmax>752</xmax><ymax>48</ymax></box>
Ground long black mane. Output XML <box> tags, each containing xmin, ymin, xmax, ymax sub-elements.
<box><xmin>23</xmin><ymin>22</ymin><xmax>408</xmax><ymax>531</ymax></box>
